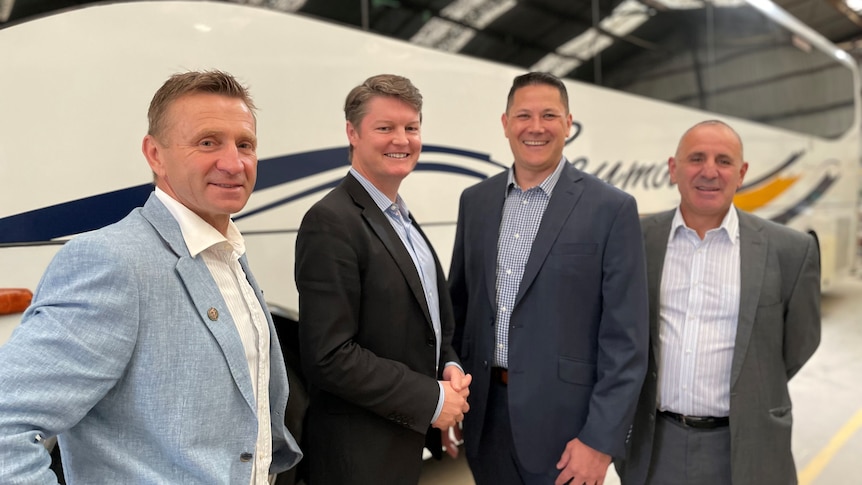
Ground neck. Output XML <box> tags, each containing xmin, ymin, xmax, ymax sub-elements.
<box><xmin>514</xmin><ymin>165</ymin><xmax>556</xmax><ymax>191</ymax></box>
<box><xmin>680</xmin><ymin>207</ymin><xmax>729</xmax><ymax>240</ymax></box>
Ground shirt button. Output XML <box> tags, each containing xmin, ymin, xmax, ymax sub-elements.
<box><xmin>501</xmin><ymin>306</ymin><xmax>507</xmax><ymax>312</ymax></box>
<box><xmin>497</xmin><ymin>344</ymin><xmax>504</xmax><ymax>349</ymax></box>
<box><xmin>240</xmin><ymin>452</ymin><xmax>253</xmax><ymax>462</ymax></box>
<box><xmin>514</xmin><ymin>233</ymin><xmax>520</xmax><ymax>239</ymax></box>
<box><xmin>506</xmin><ymin>269</ymin><xmax>512</xmax><ymax>275</ymax></box>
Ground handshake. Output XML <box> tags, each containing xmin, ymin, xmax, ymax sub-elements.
<box><xmin>432</xmin><ymin>366</ymin><xmax>472</xmax><ymax>429</ymax></box>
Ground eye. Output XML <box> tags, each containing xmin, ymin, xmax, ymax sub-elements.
<box><xmin>200</xmin><ymin>139</ymin><xmax>215</xmax><ymax>147</ymax></box>
<box><xmin>406</xmin><ymin>125</ymin><xmax>420</xmax><ymax>133</ymax></box>
<box><xmin>238</xmin><ymin>141</ymin><xmax>256</xmax><ymax>150</ymax></box>
<box><xmin>543</xmin><ymin>113</ymin><xmax>558</xmax><ymax>119</ymax></box>
<box><xmin>517</xmin><ymin>114</ymin><xmax>530</xmax><ymax>120</ymax></box>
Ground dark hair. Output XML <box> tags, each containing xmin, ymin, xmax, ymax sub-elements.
<box><xmin>147</xmin><ymin>70</ymin><xmax>256</xmax><ymax>140</ymax></box>
<box><xmin>506</xmin><ymin>72</ymin><xmax>569</xmax><ymax>113</ymax></box>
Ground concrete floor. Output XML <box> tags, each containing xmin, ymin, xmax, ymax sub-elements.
<box><xmin>420</xmin><ymin>276</ymin><xmax>862</xmax><ymax>485</ymax></box>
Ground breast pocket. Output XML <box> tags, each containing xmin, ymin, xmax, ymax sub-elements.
<box><xmin>549</xmin><ymin>243</ymin><xmax>598</xmax><ymax>275</ymax></box>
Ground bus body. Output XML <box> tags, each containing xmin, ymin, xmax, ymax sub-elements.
<box><xmin>1</xmin><ymin>0</ymin><xmax>858</xmax><ymax>346</ymax></box>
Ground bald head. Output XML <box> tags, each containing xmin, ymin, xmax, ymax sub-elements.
<box><xmin>669</xmin><ymin>119</ymin><xmax>748</xmax><ymax>237</ymax></box>
<box><xmin>675</xmin><ymin>120</ymin><xmax>744</xmax><ymax>161</ymax></box>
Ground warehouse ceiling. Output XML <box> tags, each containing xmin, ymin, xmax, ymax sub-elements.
<box><xmin>3</xmin><ymin>0</ymin><xmax>862</xmax><ymax>66</ymax></box>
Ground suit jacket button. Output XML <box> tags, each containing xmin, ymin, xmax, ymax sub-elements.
<box><xmin>482</xmin><ymin>361</ymin><xmax>488</xmax><ymax>369</ymax></box>
<box><xmin>426</xmin><ymin>337</ymin><xmax>435</xmax><ymax>347</ymax></box>
<box><xmin>240</xmin><ymin>452</ymin><xmax>253</xmax><ymax>462</ymax></box>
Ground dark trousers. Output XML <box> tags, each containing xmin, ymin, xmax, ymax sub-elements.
<box><xmin>467</xmin><ymin>380</ymin><xmax>563</xmax><ymax>485</ymax></box>
<box><xmin>646</xmin><ymin>412</ymin><xmax>732</xmax><ymax>485</ymax></box>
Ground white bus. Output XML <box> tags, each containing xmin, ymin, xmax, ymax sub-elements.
<box><xmin>0</xmin><ymin>0</ymin><xmax>858</xmax><ymax>479</ymax></box>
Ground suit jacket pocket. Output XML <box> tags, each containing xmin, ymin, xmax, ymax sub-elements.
<box><xmin>558</xmin><ymin>357</ymin><xmax>597</xmax><ymax>386</ymax></box>
<box><xmin>551</xmin><ymin>243</ymin><xmax>598</xmax><ymax>255</ymax></box>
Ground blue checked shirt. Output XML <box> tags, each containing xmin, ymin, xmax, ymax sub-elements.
<box><xmin>494</xmin><ymin>158</ymin><xmax>566</xmax><ymax>368</ymax></box>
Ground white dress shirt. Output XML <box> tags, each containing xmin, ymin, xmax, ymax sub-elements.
<box><xmin>155</xmin><ymin>188</ymin><xmax>272</xmax><ymax>485</ymax></box>
<box><xmin>657</xmin><ymin>206</ymin><xmax>741</xmax><ymax>417</ymax></box>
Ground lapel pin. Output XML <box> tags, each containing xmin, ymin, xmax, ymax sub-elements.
<box><xmin>207</xmin><ymin>307</ymin><xmax>219</xmax><ymax>321</ymax></box>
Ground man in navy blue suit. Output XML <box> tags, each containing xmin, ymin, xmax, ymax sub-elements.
<box><xmin>449</xmin><ymin>71</ymin><xmax>649</xmax><ymax>485</ymax></box>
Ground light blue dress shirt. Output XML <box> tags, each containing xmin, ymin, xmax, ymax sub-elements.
<box><xmin>349</xmin><ymin>168</ymin><xmax>453</xmax><ymax>423</ymax></box>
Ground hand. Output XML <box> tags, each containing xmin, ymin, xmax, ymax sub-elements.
<box><xmin>441</xmin><ymin>424</ymin><xmax>463</xmax><ymax>458</ymax></box>
<box><xmin>554</xmin><ymin>438</ymin><xmax>611</xmax><ymax>485</ymax></box>
<box><xmin>442</xmin><ymin>366</ymin><xmax>472</xmax><ymax>398</ymax></box>
<box><xmin>432</xmin><ymin>380</ymin><xmax>470</xmax><ymax>429</ymax></box>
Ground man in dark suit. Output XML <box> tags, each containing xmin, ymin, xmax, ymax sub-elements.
<box><xmin>616</xmin><ymin>120</ymin><xmax>821</xmax><ymax>485</ymax></box>
<box><xmin>295</xmin><ymin>74</ymin><xmax>471</xmax><ymax>485</ymax></box>
<box><xmin>448</xmin><ymin>71</ymin><xmax>649</xmax><ymax>485</ymax></box>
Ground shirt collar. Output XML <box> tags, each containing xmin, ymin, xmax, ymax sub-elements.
<box><xmin>349</xmin><ymin>167</ymin><xmax>412</xmax><ymax>222</ymax></box>
<box><xmin>154</xmin><ymin>187</ymin><xmax>246</xmax><ymax>258</ymax></box>
<box><xmin>671</xmin><ymin>204</ymin><xmax>739</xmax><ymax>242</ymax></box>
<box><xmin>506</xmin><ymin>156</ymin><xmax>567</xmax><ymax>196</ymax></box>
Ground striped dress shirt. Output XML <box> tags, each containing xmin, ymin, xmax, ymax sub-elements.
<box><xmin>657</xmin><ymin>206</ymin><xmax>741</xmax><ymax>417</ymax></box>
<box><xmin>155</xmin><ymin>189</ymin><xmax>272</xmax><ymax>485</ymax></box>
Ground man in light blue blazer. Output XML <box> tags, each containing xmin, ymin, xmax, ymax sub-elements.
<box><xmin>449</xmin><ymin>72</ymin><xmax>649</xmax><ymax>485</ymax></box>
<box><xmin>0</xmin><ymin>71</ymin><xmax>301</xmax><ymax>484</ymax></box>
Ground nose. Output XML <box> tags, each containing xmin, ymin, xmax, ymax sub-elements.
<box><xmin>528</xmin><ymin>116</ymin><xmax>544</xmax><ymax>133</ymax></box>
<box><xmin>216</xmin><ymin>144</ymin><xmax>245</xmax><ymax>174</ymax></box>
<box><xmin>392</xmin><ymin>127</ymin><xmax>409</xmax><ymax>146</ymax></box>
<box><xmin>701</xmin><ymin>158</ymin><xmax>719</xmax><ymax>178</ymax></box>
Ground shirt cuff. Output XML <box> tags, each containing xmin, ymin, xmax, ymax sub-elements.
<box><xmin>444</xmin><ymin>361</ymin><xmax>464</xmax><ymax>374</ymax></box>
<box><xmin>431</xmin><ymin>382</ymin><xmax>444</xmax><ymax>424</ymax></box>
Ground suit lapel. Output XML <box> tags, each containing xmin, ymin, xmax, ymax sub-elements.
<box><xmin>141</xmin><ymin>194</ymin><xmax>257</xmax><ymax>412</ymax></box>
<box><xmin>644</xmin><ymin>211</ymin><xmax>674</xmax><ymax>362</ymax></box>
<box><xmin>480</xmin><ymin>173</ymin><xmax>508</xmax><ymax>310</ymax></box>
<box><xmin>731</xmin><ymin>210</ymin><xmax>766</xmax><ymax>388</ymax></box>
<box><xmin>514</xmin><ymin>163</ymin><xmax>584</xmax><ymax>306</ymax></box>
<box><xmin>343</xmin><ymin>175</ymin><xmax>434</xmax><ymax>328</ymax></box>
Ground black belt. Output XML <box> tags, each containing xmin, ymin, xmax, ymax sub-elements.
<box><xmin>491</xmin><ymin>367</ymin><xmax>508</xmax><ymax>385</ymax></box>
<box><xmin>658</xmin><ymin>410</ymin><xmax>729</xmax><ymax>429</ymax></box>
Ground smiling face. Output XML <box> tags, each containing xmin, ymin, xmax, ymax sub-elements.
<box><xmin>502</xmin><ymin>83</ymin><xmax>573</xmax><ymax>189</ymax></box>
<box><xmin>142</xmin><ymin>92</ymin><xmax>257</xmax><ymax>234</ymax></box>
<box><xmin>670</xmin><ymin>122</ymin><xmax>748</xmax><ymax>234</ymax></box>
<box><xmin>347</xmin><ymin>95</ymin><xmax>421</xmax><ymax>200</ymax></box>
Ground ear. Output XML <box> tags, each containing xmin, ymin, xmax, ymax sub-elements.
<box><xmin>565</xmin><ymin>112</ymin><xmax>573</xmax><ymax>135</ymax></box>
<box><xmin>142</xmin><ymin>135</ymin><xmax>165</xmax><ymax>179</ymax></box>
<box><xmin>738</xmin><ymin>161</ymin><xmax>749</xmax><ymax>188</ymax></box>
<box><xmin>668</xmin><ymin>156</ymin><xmax>678</xmax><ymax>184</ymax></box>
<box><xmin>501</xmin><ymin>112</ymin><xmax>508</xmax><ymax>136</ymax></box>
<box><xmin>346</xmin><ymin>121</ymin><xmax>359</xmax><ymax>146</ymax></box>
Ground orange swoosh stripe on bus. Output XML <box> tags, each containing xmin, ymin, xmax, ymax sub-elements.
<box><xmin>733</xmin><ymin>175</ymin><xmax>800</xmax><ymax>212</ymax></box>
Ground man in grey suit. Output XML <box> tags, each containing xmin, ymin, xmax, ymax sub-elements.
<box><xmin>0</xmin><ymin>70</ymin><xmax>301</xmax><ymax>484</ymax></box>
<box><xmin>449</xmin><ymin>71</ymin><xmax>649</xmax><ymax>485</ymax></box>
<box><xmin>616</xmin><ymin>120</ymin><xmax>821</xmax><ymax>485</ymax></box>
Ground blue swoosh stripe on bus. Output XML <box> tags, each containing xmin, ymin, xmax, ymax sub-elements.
<box><xmin>0</xmin><ymin>146</ymin><xmax>495</xmax><ymax>244</ymax></box>
<box><xmin>254</xmin><ymin>144</ymin><xmax>503</xmax><ymax>191</ymax></box>
<box><xmin>739</xmin><ymin>150</ymin><xmax>803</xmax><ymax>191</ymax></box>
<box><xmin>236</xmin><ymin>162</ymin><xmax>489</xmax><ymax>221</ymax></box>
<box><xmin>0</xmin><ymin>184</ymin><xmax>154</xmax><ymax>244</ymax></box>
<box><xmin>770</xmin><ymin>173</ymin><xmax>836</xmax><ymax>225</ymax></box>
